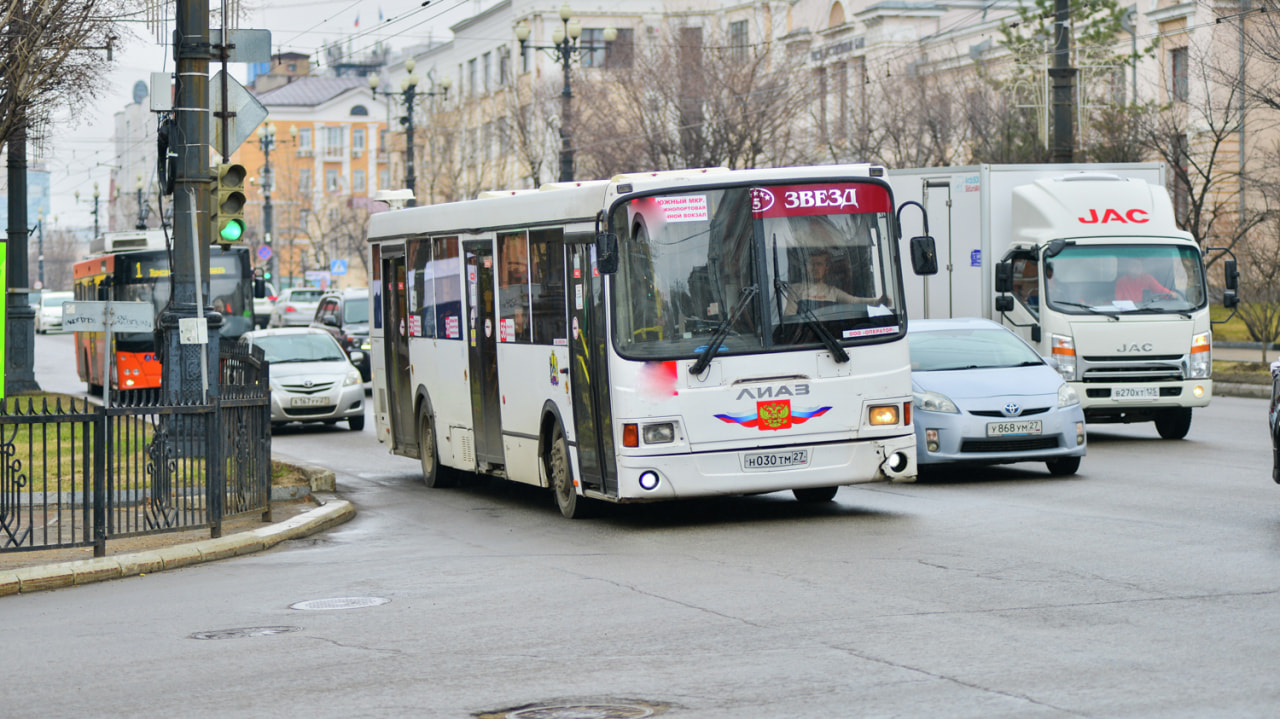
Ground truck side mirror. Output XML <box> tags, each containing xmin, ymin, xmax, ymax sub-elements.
<box><xmin>596</xmin><ymin>232</ymin><xmax>619</xmax><ymax>275</ymax></box>
<box><xmin>1224</xmin><ymin>259</ymin><xmax>1239</xmax><ymax>291</ymax></box>
<box><xmin>995</xmin><ymin>295</ymin><xmax>1014</xmax><ymax>313</ymax></box>
<box><xmin>994</xmin><ymin>260</ymin><xmax>1013</xmax><ymax>294</ymax></box>
<box><xmin>909</xmin><ymin>236</ymin><xmax>938</xmax><ymax>275</ymax></box>
<box><xmin>1223</xmin><ymin>290</ymin><xmax>1239</xmax><ymax>309</ymax></box>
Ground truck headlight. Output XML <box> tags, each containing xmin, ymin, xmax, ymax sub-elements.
<box><xmin>1188</xmin><ymin>332</ymin><xmax>1210</xmax><ymax>379</ymax></box>
<box><xmin>1051</xmin><ymin>334</ymin><xmax>1076</xmax><ymax>381</ymax></box>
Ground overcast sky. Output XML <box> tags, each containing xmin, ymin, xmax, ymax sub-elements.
<box><xmin>43</xmin><ymin>0</ymin><xmax>486</xmax><ymax>233</ymax></box>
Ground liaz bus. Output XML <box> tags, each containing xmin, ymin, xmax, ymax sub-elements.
<box><xmin>367</xmin><ymin>165</ymin><xmax>938</xmax><ymax>517</ymax></box>
<box><xmin>72</xmin><ymin>230</ymin><xmax>256</xmax><ymax>394</ymax></box>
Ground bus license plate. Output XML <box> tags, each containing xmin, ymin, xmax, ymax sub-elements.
<box><xmin>291</xmin><ymin>396</ymin><xmax>326</xmax><ymax>407</ymax></box>
<box><xmin>741</xmin><ymin>449</ymin><xmax>810</xmax><ymax>471</ymax></box>
<box><xmin>986</xmin><ymin>420</ymin><xmax>1042</xmax><ymax>437</ymax></box>
<box><xmin>1113</xmin><ymin>386</ymin><xmax>1159</xmax><ymax>399</ymax></box>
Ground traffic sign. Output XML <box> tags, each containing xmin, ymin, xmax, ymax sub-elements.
<box><xmin>209</xmin><ymin>70</ymin><xmax>268</xmax><ymax>154</ymax></box>
<box><xmin>330</xmin><ymin>259</ymin><xmax>348</xmax><ymax>276</ymax></box>
<box><xmin>257</xmin><ymin>245</ymin><xmax>272</xmax><ymax>261</ymax></box>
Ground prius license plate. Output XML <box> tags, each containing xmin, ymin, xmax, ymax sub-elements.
<box><xmin>986</xmin><ymin>420</ymin><xmax>1042</xmax><ymax>437</ymax></box>
<box><xmin>741</xmin><ymin>449</ymin><xmax>810</xmax><ymax>471</ymax></box>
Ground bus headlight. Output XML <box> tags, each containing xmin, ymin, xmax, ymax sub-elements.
<box><xmin>1189</xmin><ymin>332</ymin><xmax>1210</xmax><ymax>378</ymax></box>
<box><xmin>1051</xmin><ymin>334</ymin><xmax>1076</xmax><ymax>381</ymax></box>
<box><xmin>868</xmin><ymin>404</ymin><xmax>900</xmax><ymax>426</ymax></box>
<box><xmin>642</xmin><ymin>422</ymin><xmax>675</xmax><ymax>444</ymax></box>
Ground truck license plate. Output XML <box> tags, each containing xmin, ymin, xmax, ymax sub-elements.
<box><xmin>741</xmin><ymin>449</ymin><xmax>810</xmax><ymax>471</ymax></box>
<box><xmin>986</xmin><ymin>420</ymin><xmax>1042</xmax><ymax>437</ymax></box>
<box><xmin>1113</xmin><ymin>386</ymin><xmax>1159</xmax><ymax>399</ymax></box>
<box><xmin>291</xmin><ymin>396</ymin><xmax>326</xmax><ymax>407</ymax></box>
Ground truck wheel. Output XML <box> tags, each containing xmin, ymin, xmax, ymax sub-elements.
<box><xmin>1046</xmin><ymin>456</ymin><xmax>1081</xmax><ymax>476</ymax></box>
<box><xmin>547</xmin><ymin>424</ymin><xmax>593</xmax><ymax>519</ymax></box>
<box><xmin>417</xmin><ymin>406</ymin><xmax>454</xmax><ymax>488</ymax></box>
<box><xmin>793</xmin><ymin>486</ymin><xmax>838</xmax><ymax>502</ymax></box>
<box><xmin>1154</xmin><ymin>408</ymin><xmax>1192</xmax><ymax>440</ymax></box>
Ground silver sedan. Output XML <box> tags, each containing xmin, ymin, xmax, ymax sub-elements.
<box><xmin>240</xmin><ymin>327</ymin><xmax>366</xmax><ymax>431</ymax></box>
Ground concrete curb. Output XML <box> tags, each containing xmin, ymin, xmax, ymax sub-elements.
<box><xmin>1217</xmin><ymin>382</ymin><xmax>1271</xmax><ymax>400</ymax></box>
<box><xmin>0</xmin><ymin>495</ymin><xmax>354</xmax><ymax>597</ymax></box>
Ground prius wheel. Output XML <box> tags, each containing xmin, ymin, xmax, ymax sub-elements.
<box><xmin>1046</xmin><ymin>456</ymin><xmax>1081</xmax><ymax>476</ymax></box>
<box><xmin>418</xmin><ymin>407</ymin><xmax>454</xmax><ymax>488</ymax></box>
<box><xmin>548</xmin><ymin>425</ymin><xmax>593</xmax><ymax>519</ymax></box>
<box><xmin>1154</xmin><ymin>408</ymin><xmax>1192</xmax><ymax>440</ymax></box>
<box><xmin>793</xmin><ymin>486</ymin><xmax>839</xmax><ymax>503</ymax></box>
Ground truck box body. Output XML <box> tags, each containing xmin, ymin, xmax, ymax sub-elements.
<box><xmin>888</xmin><ymin>163</ymin><xmax>1213</xmax><ymax>439</ymax></box>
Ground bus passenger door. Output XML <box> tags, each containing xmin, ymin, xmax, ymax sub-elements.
<box><xmin>382</xmin><ymin>252</ymin><xmax>415</xmax><ymax>453</ymax></box>
<box><xmin>567</xmin><ymin>245</ymin><xmax>617</xmax><ymax>495</ymax></box>
<box><xmin>464</xmin><ymin>241</ymin><xmax>504</xmax><ymax>467</ymax></box>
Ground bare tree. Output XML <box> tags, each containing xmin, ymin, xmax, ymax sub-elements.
<box><xmin>27</xmin><ymin>226</ymin><xmax>86</xmax><ymax>291</ymax></box>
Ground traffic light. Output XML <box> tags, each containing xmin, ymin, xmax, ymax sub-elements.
<box><xmin>212</xmin><ymin>162</ymin><xmax>247</xmax><ymax>243</ymax></box>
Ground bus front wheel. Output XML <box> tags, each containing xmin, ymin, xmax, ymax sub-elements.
<box><xmin>418</xmin><ymin>406</ymin><xmax>454</xmax><ymax>488</ymax></box>
<box><xmin>548</xmin><ymin>425</ymin><xmax>593</xmax><ymax>519</ymax></box>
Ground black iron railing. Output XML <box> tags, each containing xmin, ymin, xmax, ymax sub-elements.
<box><xmin>0</xmin><ymin>341</ymin><xmax>270</xmax><ymax>556</ymax></box>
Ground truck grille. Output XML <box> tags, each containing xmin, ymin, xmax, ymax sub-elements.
<box><xmin>1079</xmin><ymin>355</ymin><xmax>1184</xmax><ymax>383</ymax></box>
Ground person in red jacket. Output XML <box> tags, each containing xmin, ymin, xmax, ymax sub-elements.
<box><xmin>1114</xmin><ymin>257</ymin><xmax>1175</xmax><ymax>302</ymax></box>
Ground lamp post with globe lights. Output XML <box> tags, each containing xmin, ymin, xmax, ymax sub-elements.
<box><xmin>516</xmin><ymin>6</ymin><xmax>616</xmax><ymax>182</ymax></box>
<box><xmin>369</xmin><ymin>58</ymin><xmax>450</xmax><ymax>207</ymax></box>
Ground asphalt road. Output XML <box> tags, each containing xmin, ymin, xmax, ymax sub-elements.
<box><xmin>7</xmin><ymin>332</ymin><xmax>1279</xmax><ymax>718</ymax></box>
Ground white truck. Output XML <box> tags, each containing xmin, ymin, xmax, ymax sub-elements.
<box><xmin>890</xmin><ymin>163</ymin><xmax>1238</xmax><ymax>439</ymax></box>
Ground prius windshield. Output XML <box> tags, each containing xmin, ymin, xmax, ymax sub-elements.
<box><xmin>612</xmin><ymin>182</ymin><xmax>903</xmax><ymax>360</ymax></box>
<box><xmin>1045</xmin><ymin>244</ymin><xmax>1206</xmax><ymax>315</ymax></box>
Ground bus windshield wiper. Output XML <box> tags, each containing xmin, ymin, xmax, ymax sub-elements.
<box><xmin>1053</xmin><ymin>301</ymin><xmax>1119</xmax><ymax>320</ymax></box>
<box><xmin>774</xmin><ymin>278</ymin><xmax>850</xmax><ymax>363</ymax></box>
<box><xmin>689</xmin><ymin>285</ymin><xmax>758</xmax><ymax>376</ymax></box>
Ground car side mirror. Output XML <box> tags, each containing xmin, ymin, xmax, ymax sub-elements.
<box><xmin>348</xmin><ymin>351</ymin><xmax>364</xmax><ymax>365</ymax></box>
<box><xmin>322</xmin><ymin>315</ymin><xmax>339</xmax><ymax>328</ymax></box>
<box><xmin>596</xmin><ymin>231</ymin><xmax>618</xmax><ymax>275</ymax></box>
<box><xmin>909</xmin><ymin>236</ymin><xmax>938</xmax><ymax>276</ymax></box>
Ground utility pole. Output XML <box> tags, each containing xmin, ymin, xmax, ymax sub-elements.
<box><xmin>1049</xmin><ymin>0</ymin><xmax>1077</xmax><ymax>163</ymax></box>
<box><xmin>5</xmin><ymin>117</ymin><xmax>40</xmax><ymax>394</ymax></box>
<box><xmin>160</xmin><ymin>0</ymin><xmax>219</xmax><ymax>403</ymax></box>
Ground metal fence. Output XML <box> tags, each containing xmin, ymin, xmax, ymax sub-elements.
<box><xmin>0</xmin><ymin>341</ymin><xmax>271</xmax><ymax>556</ymax></box>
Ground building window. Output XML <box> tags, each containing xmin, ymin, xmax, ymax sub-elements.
<box><xmin>729</xmin><ymin>20</ymin><xmax>749</xmax><ymax>61</ymax></box>
<box><xmin>499</xmin><ymin>47</ymin><xmax>511</xmax><ymax>85</ymax></box>
<box><xmin>350</xmin><ymin>105</ymin><xmax>369</xmax><ymax>116</ymax></box>
<box><xmin>483</xmin><ymin>51</ymin><xmax>492</xmax><ymax>93</ymax></box>
<box><xmin>326</xmin><ymin>168</ymin><xmax>340</xmax><ymax>192</ymax></box>
<box><xmin>581</xmin><ymin>28</ymin><xmax>607</xmax><ymax>67</ymax></box>
<box><xmin>379</xmin><ymin>169</ymin><xmax>390</xmax><ymax>189</ymax></box>
<box><xmin>606</xmin><ymin>28</ymin><xmax>633</xmax><ymax>68</ymax></box>
<box><xmin>353</xmin><ymin>169</ymin><xmax>366</xmax><ymax>192</ymax></box>
<box><xmin>468</xmin><ymin>58</ymin><xmax>477</xmax><ymax>96</ymax></box>
<box><xmin>353</xmin><ymin>128</ymin><xmax>366</xmax><ymax>156</ymax></box>
<box><xmin>324</xmin><ymin>126</ymin><xmax>345</xmax><ymax>159</ymax></box>
<box><xmin>1170</xmin><ymin>47</ymin><xmax>1189</xmax><ymax>102</ymax></box>
<box><xmin>297</xmin><ymin>127</ymin><xmax>313</xmax><ymax>156</ymax></box>
<box><xmin>298</xmin><ymin>168</ymin><xmax>312</xmax><ymax>193</ymax></box>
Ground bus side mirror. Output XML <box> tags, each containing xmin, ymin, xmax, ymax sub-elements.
<box><xmin>1224</xmin><ymin>259</ymin><xmax>1239</xmax><ymax>291</ymax></box>
<box><xmin>994</xmin><ymin>260</ymin><xmax>1014</xmax><ymax>294</ymax></box>
<box><xmin>909</xmin><ymin>236</ymin><xmax>938</xmax><ymax>275</ymax></box>
<box><xmin>596</xmin><ymin>232</ymin><xmax>619</xmax><ymax>275</ymax></box>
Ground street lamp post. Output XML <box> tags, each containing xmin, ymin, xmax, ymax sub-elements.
<box><xmin>516</xmin><ymin>6</ymin><xmax>616</xmax><ymax>183</ymax></box>
<box><xmin>369</xmin><ymin>58</ymin><xmax>450</xmax><ymax>208</ymax></box>
<box><xmin>35</xmin><ymin>210</ymin><xmax>44</xmax><ymax>290</ymax></box>
<box><xmin>135</xmin><ymin>174</ymin><xmax>149</xmax><ymax>230</ymax></box>
<box><xmin>74</xmin><ymin>182</ymin><xmax>101</xmax><ymax>238</ymax></box>
<box><xmin>256</xmin><ymin>121</ymin><xmax>278</xmax><ymax>283</ymax></box>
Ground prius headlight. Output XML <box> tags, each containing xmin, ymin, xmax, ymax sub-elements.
<box><xmin>912</xmin><ymin>390</ymin><xmax>959</xmax><ymax>414</ymax></box>
<box><xmin>1058</xmin><ymin>383</ymin><xmax>1080</xmax><ymax>407</ymax></box>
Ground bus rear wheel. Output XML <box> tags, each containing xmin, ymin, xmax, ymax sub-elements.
<box><xmin>418</xmin><ymin>406</ymin><xmax>454</xmax><ymax>488</ymax></box>
<box><xmin>548</xmin><ymin>425</ymin><xmax>593</xmax><ymax>519</ymax></box>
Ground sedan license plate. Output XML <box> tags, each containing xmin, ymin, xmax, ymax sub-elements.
<box><xmin>1113</xmin><ymin>386</ymin><xmax>1159</xmax><ymax>399</ymax></box>
<box><xmin>291</xmin><ymin>396</ymin><xmax>327</xmax><ymax>407</ymax></box>
<box><xmin>741</xmin><ymin>449</ymin><xmax>810</xmax><ymax>471</ymax></box>
<box><xmin>986</xmin><ymin>420</ymin><xmax>1042</xmax><ymax>437</ymax></box>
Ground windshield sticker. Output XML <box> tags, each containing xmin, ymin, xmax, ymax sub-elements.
<box><xmin>445</xmin><ymin>316</ymin><xmax>460</xmax><ymax>339</ymax></box>
<box><xmin>656</xmin><ymin>195</ymin><xmax>709</xmax><ymax>223</ymax></box>
<box><xmin>715</xmin><ymin>400</ymin><xmax>832</xmax><ymax>431</ymax></box>
<box><xmin>752</xmin><ymin>183</ymin><xmax>890</xmax><ymax>218</ymax></box>
<box><xmin>842</xmin><ymin>326</ymin><xmax>897</xmax><ymax>339</ymax></box>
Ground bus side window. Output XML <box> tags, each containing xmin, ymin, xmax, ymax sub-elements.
<box><xmin>498</xmin><ymin>232</ymin><xmax>531</xmax><ymax>344</ymax></box>
<box><xmin>410</xmin><ymin>238</ymin><xmax>435</xmax><ymax>338</ymax></box>
<box><xmin>531</xmin><ymin>241</ymin><xmax>566</xmax><ymax>345</ymax></box>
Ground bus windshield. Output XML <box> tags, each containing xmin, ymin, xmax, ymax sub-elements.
<box><xmin>611</xmin><ymin>182</ymin><xmax>903</xmax><ymax>360</ymax></box>
<box><xmin>1044</xmin><ymin>244</ymin><xmax>1206</xmax><ymax>316</ymax></box>
<box><xmin>114</xmin><ymin>249</ymin><xmax>253</xmax><ymax>341</ymax></box>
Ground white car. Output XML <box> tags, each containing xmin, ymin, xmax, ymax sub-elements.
<box><xmin>253</xmin><ymin>281</ymin><xmax>278</xmax><ymax>329</ymax></box>
<box><xmin>239</xmin><ymin>327</ymin><xmax>366</xmax><ymax>431</ymax></box>
<box><xmin>269</xmin><ymin>287</ymin><xmax>325</xmax><ymax>327</ymax></box>
<box><xmin>36</xmin><ymin>291</ymin><xmax>73</xmax><ymax>333</ymax></box>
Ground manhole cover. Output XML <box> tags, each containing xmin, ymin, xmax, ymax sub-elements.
<box><xmin>289</xmin><ymin>596</ymin><xmax>390</xmax><ymax>611</ymax></box>
<box><xmin>189</xmin><ymin>626</ymin><xmax>302</xmax><ymax>640</ymax></box>
<box><xmin>478</xmin><ymin>700</ymin><xmax>667</xmax><ymax>719</ymax></box>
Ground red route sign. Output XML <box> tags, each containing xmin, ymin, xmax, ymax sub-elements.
<box><xmin>751</xmin><ymin>183</ymin><xmax>891</xmax><ymax>218</ymax></box>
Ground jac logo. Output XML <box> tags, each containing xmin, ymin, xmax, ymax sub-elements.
<box><xmin>1116</xmin><ymin>343</ymin><xmax>1154</xmax><ymax>353</ymax></box>
<box><xmin>735</xmin><ymin>384</ymin><xmax>810</xmax><ymax>400</ymax></box>
<box><xmin>751</xmin><ymin>188</ymin><xmax>775</xmax><ymax>213</ymax></box>
<box><xmin>1078</xmin><ymin>208</ymin><xmax>1149</xmax><ymax>224</ymax></box>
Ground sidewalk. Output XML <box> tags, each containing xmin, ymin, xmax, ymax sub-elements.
<box><xmin>0</xmin><ymin>461</ymin><xmax>354</xmax><ymax>597</ymax></box>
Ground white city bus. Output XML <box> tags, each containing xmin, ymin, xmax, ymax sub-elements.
<box><xmin>367</xmin><ymin>165</ymin><xmax>937</xmax><ymax>517</ymax></box>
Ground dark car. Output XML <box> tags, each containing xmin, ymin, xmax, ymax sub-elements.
<box><xmin>311</xmin><ymin>287</ymin><xmax>371</xmax><ymax>383</ymax></box>
<box><xmin>1272</xmin><ymin>360</ymin><xmax>1280</xmax><ymax>483</ymax></box>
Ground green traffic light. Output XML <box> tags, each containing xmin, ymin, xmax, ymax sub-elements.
<box><xmin>219</xmin><ymin>219</ymin><xmax>245</xmax><ymax>242</ymax></box>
